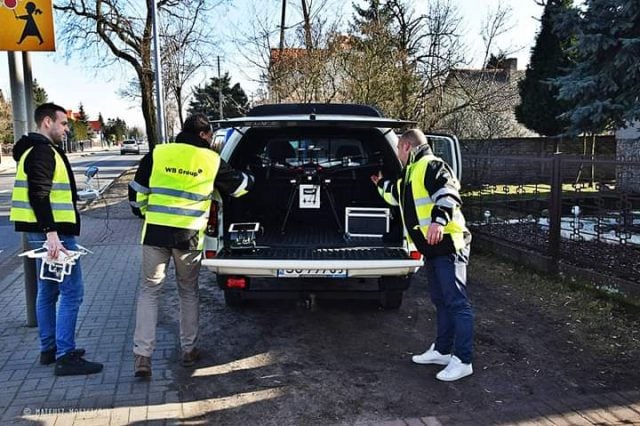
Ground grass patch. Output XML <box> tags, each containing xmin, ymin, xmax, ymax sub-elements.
<box><xmin>470</xmin><ymin>251</ymin><xmax>640</xmax><ymax>358</ymax></box>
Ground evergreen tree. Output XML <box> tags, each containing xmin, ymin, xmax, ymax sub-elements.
<box><xmin>72</xmin><ymin>103</ymin><xmax>90</xmax><ymax>140</ymax></box>
<box><xmin>345</xmin><ymin>0</ymin><xmax>413</xmax><ymax>117</ymax></box>
<box><xmin>515</xmin><ymin>0</ymin><xmax>573</xmax><ymax>136</ymax></box>
<box><xmin>352</xmin><ymin>0</ymin><xmax>393</xmax><ymax>34</ymax></box>
<box><xmin>188</xmin><ymin>73</ymin><xmax>248</xmax><ymax>120</ymax></box>
<box><xmin>0</xmin><ymin>90</ymin><xmax>13</xmax><ymax>144</ymax></box>
<box><xmin>103</xmin><ymin>117</ymin><xmax>128</xmax><ymax>142</ymax></box>
<box><xmin>553</xmin><ymin>0</ymin><xmax>640</xmax><ymax>134</ymax></box>
<box><xmin>32</xmin><ymin>79</ymin><xmax>48</xmax><ymax>107</ymax></box>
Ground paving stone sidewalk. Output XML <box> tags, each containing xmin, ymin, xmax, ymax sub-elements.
<box><xmin>0</xmin><ymin>171</ymin><xmax>639</xmax><ymax>425</ymax></box>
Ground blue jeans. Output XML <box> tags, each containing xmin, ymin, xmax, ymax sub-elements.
<box><xmin>426</xmin><ymin>245</ymin><xmax>474</xmax><ymax>364</ymax></box>
<box><xmin>26</xmin><ymin>233</ymin><xmax>84</xmax><ymax>359</ymax></box>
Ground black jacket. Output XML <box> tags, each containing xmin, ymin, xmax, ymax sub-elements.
<box><xmin>12</xmin><ymin>133</ymin><xmax>80</xmax><ymax>235</ymax></box>
<box><xmin>129</xmin><ymin>131</ymin><xmax>253</xmax><ymax>250</ymax></box>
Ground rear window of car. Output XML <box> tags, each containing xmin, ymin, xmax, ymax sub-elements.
<box><xmin>123</xmin><ymin>140</ymin><xmax>136</xmax><ymax>145</ymax></box>
<box><xmin>263</xmin><ymin>137</ymin><xmax>366</xmax><ymax>166</ymax></box>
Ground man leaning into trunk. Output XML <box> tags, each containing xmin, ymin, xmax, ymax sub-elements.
<box><xmin>128</xmin><ymin>113</ymin><xmax>253</xmax><ymax>378</ymax></box>
<box><xmin>371</xmin><ymin>128</ymin><xmax>473</xmax><ymax>382</ymax></box>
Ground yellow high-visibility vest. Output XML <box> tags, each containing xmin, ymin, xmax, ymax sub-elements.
<box><xmin>404</xmin><ymin>155</ymin><xmax>466</xmax><ymax>250</ymax></box>
<box><xmin>142</xmin><ymin>143</ymin><xmax>220</xmax><ymax>249</ymax></box>
<box><xmin>379</xmin><ymin>154</ymin><xmax>467</xmax><ymax>250</ymax></box>
<box><xmin>10</xmin><ymin>146</ymin><xmax>76</xmax><ymax>224</ymax></box>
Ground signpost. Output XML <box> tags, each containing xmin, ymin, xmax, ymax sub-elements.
<box><xmin>2</xmin><ymin>0</ymin><xmax>56</xmax><ymax>327</ymax></box>
<box><xmin>0</xmin><ymin>0</ymin><xmax>55</xmax><ymax>51</ymax></box>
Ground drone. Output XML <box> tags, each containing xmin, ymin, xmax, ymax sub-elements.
<box><xmin>19</xmin><ymin>243</ymin><xmax>93</xmax><ymax>283</ymax></box>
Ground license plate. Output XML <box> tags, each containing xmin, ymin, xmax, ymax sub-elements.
<box><xmin>277</xmin><ymin>268</ymin><xmax>347</xmax><ymax>278</ymax></box>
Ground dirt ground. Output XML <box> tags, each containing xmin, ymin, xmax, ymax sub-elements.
<box><xmin>165</xmin><ymin>244</ymin><xmax>640</xmax><ymax>425</ymax></box>
<box><xmin>105</xmin><ymin>171</ymin><xmax>640</xmax><ymax>425</ymax></box>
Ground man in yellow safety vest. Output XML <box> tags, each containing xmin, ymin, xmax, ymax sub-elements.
<box><xmin>371</xmin><ymin>128</ymin><xmax>473</xmax><ymax>382</ymax></box>
<box><xmin>10</xmin><ymin>102</ymin><xmax>103</xmax><ymax>376</ymax></box>
<box><xmin>128</xmin><ymin>113</ymin><xmax>253</xmax><ymax>378</ymax></box>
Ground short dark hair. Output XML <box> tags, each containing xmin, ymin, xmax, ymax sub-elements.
<box><xmin>183</xmin><ymin>113</ymin><xmax>211</xmax><ymax>134</ymax></box>
<box><xmin>34</xmin><ymin>103</ymin><xmax>67</xmax><ymax>127</ymax></box>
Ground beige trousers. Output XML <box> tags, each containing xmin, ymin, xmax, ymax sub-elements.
<box><xmin>133</xmin><ymin>245</ymin><xmax>202</xmax><ymax>358</ymax></box>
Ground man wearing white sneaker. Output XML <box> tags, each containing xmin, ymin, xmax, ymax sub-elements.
<box><xmin>371</xmin><ymin>129</ymin><xmax>473</xmax><ymax>382</ymax></box>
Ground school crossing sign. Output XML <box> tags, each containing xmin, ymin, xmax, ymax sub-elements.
<box><xmin>0</xmin><ymin>0</ymin><xmax>55</xmax><ymax>51</ymax></box>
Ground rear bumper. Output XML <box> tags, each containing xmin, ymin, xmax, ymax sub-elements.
<box><xmin>202</xmin><ymin>258</ymin><xmax>422</xmax><ymax>278</ymax></box>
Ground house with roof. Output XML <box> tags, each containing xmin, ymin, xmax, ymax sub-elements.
<box><xmin>438</xmin><ymin>58</ymin><xmax>536</xmax><ymax>139</ymax></box>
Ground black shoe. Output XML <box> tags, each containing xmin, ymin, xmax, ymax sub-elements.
<box><xmin>54</xmin><ymin>352</ymin><xmax>103</xmax><ymax>376</ymax></box>
<box><xmin>40</xmin><ymin>347</ymin><xmax>86</xmax><ymax>365</ymax></box>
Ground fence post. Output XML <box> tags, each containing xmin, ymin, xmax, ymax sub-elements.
<box><xmin>548</xmin><ymin>154</ymin><xmax>562</xmax><ymax>271</ymax></box>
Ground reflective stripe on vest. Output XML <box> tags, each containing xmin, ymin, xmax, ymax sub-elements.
<box><xmin>377</xmin><ymin>180</ymin><xmax>399</xmax><ymax>206</ymax></box>
<box><xmin>406</xmin><ymin>155</ymin><xmax>467</xmax><ymax>251</ymax></box>
<box><xmin>143</xmin><ymin>143</ymin><xmax>220</xmax><ymax>248</ymax></box>
<box><xmin>129</xmin><ymin>180</ymin><xmax>150</xmax><ymax>214</ymax></box>
<box><xmin>9</xmin><ymin>146</ymin><xmax>76</xmax><ymax>224</ymax></box>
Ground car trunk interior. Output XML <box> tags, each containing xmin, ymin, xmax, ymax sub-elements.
<box><xmin>221</xmin><ymin>127</ymin><xmax>405</xmax><ymax>252</ymax></box>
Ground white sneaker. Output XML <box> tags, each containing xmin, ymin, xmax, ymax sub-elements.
<box><xmin>436</xmin><ymin>355</ymin><xmax>473</xmax><ymax>381</ymax></box>
<box><xmin>411</xmin><ymin>344</ymin><xmax>452</xmax><ymax>366</ymax></box>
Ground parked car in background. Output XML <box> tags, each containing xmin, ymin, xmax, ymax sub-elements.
<box><xmin>201</xmin><ymin>103</ymin><xmax>461</xmax><ymax>308</ymax></box>
<box><xmin>120</xmin><ymin>139</ymin><xmax>140</xmax><ymax>155</ymax></box>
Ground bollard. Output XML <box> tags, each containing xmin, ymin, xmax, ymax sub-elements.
<box><xmin>22</xmin><ymin>233</ymin><xmax>37</xmax><ymax>327</ymax></box>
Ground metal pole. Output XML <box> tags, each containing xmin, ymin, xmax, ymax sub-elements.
<box><xmin>22</xmin><ymin>52</ymin><xmax>35</xmax><ymax>132</ymax></box>
<box><xmin>217</xmin><ymin>56</ymin><xmax>224</xmax><ymax>120</ymax></box>
<box><xmin>151</xmin><ymin>0</ymin><xmax>167</xmax><ymax>144</ymax></box>
<box><xmin>279</xmin><ymin>0</ymin><xmax>287</xmax><ymax>51</ymax></box>
<box><xmin>8</xmin><ymin>52</ymin><xmax>28</xmax><ymax>137</ymax></box>
<box><xmin>548</xmin><ymin>153</ymin><xmax>562</xmax><ymax>273</ymax></box>
<box><xmin>8</xmin><ymin>52</ymin><xmax>37</xmax><ymax>327</ymax></box>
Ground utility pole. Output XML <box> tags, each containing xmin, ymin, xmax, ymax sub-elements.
<box><xmin>279</xmin><ymin>0</ymin><xmax>287</xmax><ymax>51</ymax></box>
<box><xmin>8</xmin><ymin>51</ymin><xmax>37</xmax><ymax>327</ymax></box>
<box><xmin>217</xmin><ymin>56</ymin><xmax>224</xmax><ymax>120</ymax></box>
<box><xmin>22</xmin><ymin>53</ymin><xmax>35</xmax><ymax>132</ymax></box>
<box><xmin>152</xmin><ymin>0</ymin><xmax>167</xmax><ymax>144</ymax></box>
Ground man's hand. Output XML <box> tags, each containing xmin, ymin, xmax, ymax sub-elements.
<box><xmin>370</xmin><ymin>171</ymin><xmax>383</xmax><ymax>185</ymax></box>
<box><xmin>426</xmin><ymin>223</ymin><xmax>444</xmax><ymax>245</ymax></box>
<box><xmin>46</xmin><ymin>231</ymin><xmax>69</xmax><ymax>260</ymax></box>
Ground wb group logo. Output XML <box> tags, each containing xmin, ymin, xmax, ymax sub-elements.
<box><xmin>164</xmin><ymin>167</ymin><xmax>203</xmax><ymax>177</ymax></box>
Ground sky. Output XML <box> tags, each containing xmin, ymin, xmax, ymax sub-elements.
<box><xmin>0</xmin><ymin>0</ymin><xmax>545</xmax><ymax>131</ymax></box>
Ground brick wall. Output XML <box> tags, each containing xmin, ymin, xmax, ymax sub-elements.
<box><xmin>617</xmin><ymin>138</ymin><xmax>640</xmax><ymax>192</ymax></box>
<box><xmin>459</xmin><ymin>136</ymin><xmax>617</xmax><ymax>187</ymax></box>
<box><xmin>460</xmin><ymin>135</ymin><xmax>616</xmax><ymax>157</ymax></box>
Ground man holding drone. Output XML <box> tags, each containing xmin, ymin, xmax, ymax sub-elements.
<box><xmin>10</xmin><ymin>103</ymin><xmax>103</xmax><ymax>377</ymax></box>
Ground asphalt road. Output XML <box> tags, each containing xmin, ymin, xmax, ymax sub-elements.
<box><xmin>0</xmin><ymin>150</ymin><xmax>142</xmax><ymax>263</ymax></box>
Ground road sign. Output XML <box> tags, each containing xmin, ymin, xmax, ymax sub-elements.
<box><xmin>0</xmin><ymin>0</ymin><xmax>55</xmax><ymax>51</ymax></box>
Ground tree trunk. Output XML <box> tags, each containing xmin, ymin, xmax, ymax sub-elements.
<box><xmin>140</xmin><ymin>71</ymin><xmax>157</xmax><ymax>149</ymax></box>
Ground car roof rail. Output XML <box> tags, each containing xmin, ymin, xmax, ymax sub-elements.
<box><xmin>246</xmin><ymin>103</ymin><xmax>384</xmax><ymax>118</ymax></box>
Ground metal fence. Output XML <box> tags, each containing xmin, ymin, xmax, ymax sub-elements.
<box><xmin>462</xmin><ymin>154</ymin><xmax>640</xmax><ymax>293</ymax></box>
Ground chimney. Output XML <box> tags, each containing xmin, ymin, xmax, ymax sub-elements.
<box><xmin>504</xmin><ymin>58</ymin><xmax>517</xmax><ymax>73</ymax></box>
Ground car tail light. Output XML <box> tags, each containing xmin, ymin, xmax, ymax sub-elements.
<box><xmin>204</xmin><ymin>250</ymin><xmax>217</xmax><ymax>259</ymax></box>
<box><xmin>206</xmin><ymin>200</ymin><xmax>219</xmax><ymax>237</ymax></box>
<box><xmin>226</xmin><ymin>276</ymin><xmax>247</xmax><ymax>289</ymax></box>
<box><xmin>409</xmin><ymin>250</ymin><xmax>422</xmax><ymax>260</ymax></box>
